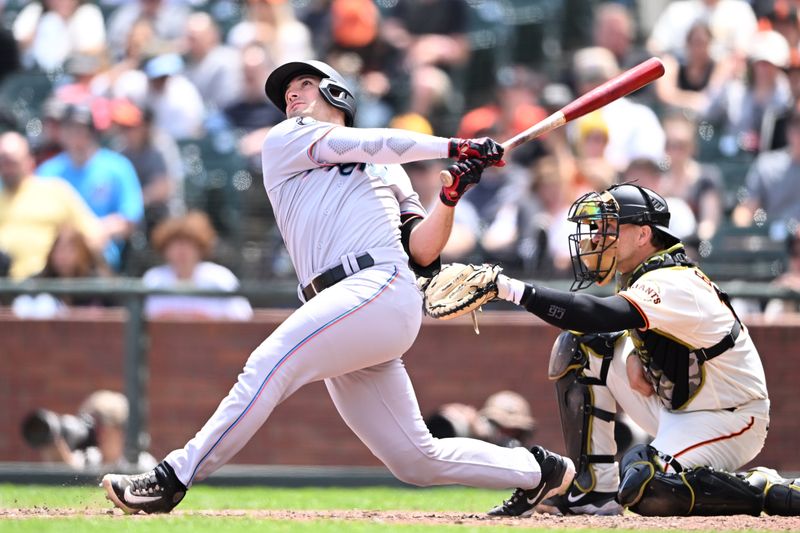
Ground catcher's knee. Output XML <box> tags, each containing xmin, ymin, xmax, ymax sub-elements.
<box><xmin>618</xmin><ymin>444</ymin><xmax>763</xmax><ymax>516</ymax></box>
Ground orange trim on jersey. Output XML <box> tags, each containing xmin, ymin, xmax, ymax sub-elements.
<box><xmin>619</xmin><ymin>292</ymin><xmax>650</xmax><ymax>330</ymax></box>
<box><xmin>666</xmin><ymin>416</ymin><xmax>756</xmax><ymax>472</ymax></box>
<box><xmin>307</xmin><ymin>126</ymin><xmax>339</xmax><ymax>166</ymax></box>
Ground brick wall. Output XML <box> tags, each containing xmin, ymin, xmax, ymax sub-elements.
<box><xmin>1</xmin><ymin>310</ymin><xmax>798</xmax><ymax>471</ymax></box>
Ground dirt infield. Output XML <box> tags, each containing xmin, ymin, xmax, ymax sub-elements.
<box><xmin>3</xmin><ymin>508</ymin><xmax>800</xmax><ymax>530</ymax></box>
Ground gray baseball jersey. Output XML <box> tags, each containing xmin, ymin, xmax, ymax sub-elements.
<box><xmin>262</xmin><ymin>117</ymin><xmax>427</xmax><ymax>287</ymax></box>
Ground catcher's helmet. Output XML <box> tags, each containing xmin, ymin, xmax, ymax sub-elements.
<box><xmin>264</xmin><ymin>60</ymin><xmax>357</xmax><ymax>126</ymax></box>
<box><xmin>567</xmin><ymin>183</ymin><xmax>680</xmax><ymax>290</ymax></box>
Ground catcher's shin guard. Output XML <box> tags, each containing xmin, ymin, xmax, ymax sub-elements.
<box><xmin>618</xmin><ymin>444</ymin><xmax>763</xmax><ymax>516</ymax></box>
<box><xmin>742</xmin><ymin>467</ymin><xmax>800</xmax><ymax>516</ymax></box>
<box><xmin>549</xmin><ymin>332</ymin><xmax>620</xmax><ymax>493</ymax></box>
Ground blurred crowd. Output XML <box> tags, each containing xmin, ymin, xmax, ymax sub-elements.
<box><xmin>1</xmin><ymin>0</ymin><xmax>800</xmax><ymax>318</ymax></box>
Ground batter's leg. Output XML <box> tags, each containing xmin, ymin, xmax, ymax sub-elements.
<box><xmin>166</xmin><ymin>267</ymin><xmax>420</xmax><ymax>486</ymax></box>
<box><xmin>103</xmin><ymin>266</ymin><xmax>421</xmax><ymax>514</ymax></box>
<box><xmin>326</xmin><ymin>358</ymin><xmax>563</xmax><ymax>490</ymax></box>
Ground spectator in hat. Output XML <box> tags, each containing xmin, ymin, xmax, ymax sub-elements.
<box><xmin>476</xmin><ymin>391</ymin><xmax>537</xmax><ymax>449</ymax></box>
<box><xmin>54</xmin><ymin>52</ymin><xmax>106</xmax><ymax>107</ymax></box>
<box><xmin>424</xmin><ymin>390</ymin><xmax>536</xmax><ymax>449</ymax></box>
<box><xmin>142</xmin><ymin>54</ymin><xmax>205</xmax><ymax>140</ymax></box>
<box><xmin>12</xmin><ymin>0</ymin><xmax>106</xmax><ymax>72</ymax></box>
<box><xmin>761</xmin><ymin>48</ymin><xmax>800</xmax><ymax>152</ymax></box>
<box><xmin>703</xmin><ymin>30</ymin><xmax>793</xmax><ymax>154</ymax></box>
<box><xmin>36</xmin><ymin>104</ymin><xmax>144</xmax><ymax>271</ymax></box>
<box><xmin>24</xmin><ymin>390</ymin><xmax>156</xmax><ymax>471</ymax></box>
<box><xmin>31</xmin><ymin>97</ymin><xmax>67</xmax><ymax>165</ymax></box>
<box><xmin>110</xmin><ymin>99</ymin><xmax>183</xmax><ymax>236</ymax></box>
<box><xmin>142</xmin><ymin>212</ymin><xmax>253</xmax><ymax>321</ymax></box>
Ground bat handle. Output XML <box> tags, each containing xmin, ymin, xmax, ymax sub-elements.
<box><xmin>440</xmin><ymin>168</ymin><xmax>454</xmax><ymax>187</ymax></box>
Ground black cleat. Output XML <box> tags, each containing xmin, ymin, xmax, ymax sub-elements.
<box><xmin>487</xmin><ymin>446</ymin><xmax>576</xmax><ymax>517</ymax></box>
<box><xmin>536</xmin><ymin>484</ymin><xmax>623</xmax><ymax>516</ymax></box>
<box><xmin>102</xmin><ymin>461</ymin><xmax>187</xmax><ymax>514</ymax></box>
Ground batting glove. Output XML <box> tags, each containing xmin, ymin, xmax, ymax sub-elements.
<box><xmin>448</xmin><ymin>137</ymin><xmax>506</xmax><ymax>167</ymax></box>
<box><xmin>440</xmin><ymin>158</ymin><xmax>484</xmax><ymax>207</ymax></box>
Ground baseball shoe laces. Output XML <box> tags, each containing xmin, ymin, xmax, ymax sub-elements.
<box><xmin>487</xmin><ymin>445</ymin><xmax>576</xmax><ymax>517</ymax></box>
<box><xmin>101</xmin><ymin>461</ymin><xmax>186</xmax><ymax>514</ymax></box>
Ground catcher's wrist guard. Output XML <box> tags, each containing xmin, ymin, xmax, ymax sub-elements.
<box><xmin>422</xmin><ymin>263</ymin><xmax>502</xmax><ymax>334</ymax></box>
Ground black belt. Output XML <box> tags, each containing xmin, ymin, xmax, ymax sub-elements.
<box><xmin>301</xmin><ymin>253</ymin><xmax>374</xmax><ymax>302</ymax></box>
<box><xmin>692</xmin><ymin>320</ymin><xmax>742</xmax><ymax>363</ymax></box>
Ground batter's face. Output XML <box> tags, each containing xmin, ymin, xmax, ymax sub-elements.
<box><xmin>284</xmin><ymin>75</ymin><xmax>345</xmax><ymax>125</ymax></box>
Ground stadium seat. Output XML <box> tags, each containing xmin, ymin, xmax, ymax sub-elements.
<box><xmin>698</xmin><ymin>223</ymin><xmax>787</xmax><ymax>281</ymax></box>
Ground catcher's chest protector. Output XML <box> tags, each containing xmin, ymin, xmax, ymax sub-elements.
<box><xmin>623</xmin><ymin>246</ymin><xmax>740</xmax><ymax>410</ymax></box>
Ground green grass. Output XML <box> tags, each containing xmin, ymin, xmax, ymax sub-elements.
<box><xmin>0</xmin><ymin>484</ymin><xmax>783</xmax><ymax>533</ymax></box>
<box><xmin>0</xmin><ymin>484</ymin><xmax>505</xmax><ymax>512</ymax></box>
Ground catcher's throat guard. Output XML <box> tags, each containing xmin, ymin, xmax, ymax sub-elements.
<box><xmin>568</xmin><ymin>190</ymin><xmax>620</xmax><ymax>291</ymax></box>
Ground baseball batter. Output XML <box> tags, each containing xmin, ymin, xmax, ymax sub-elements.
<box><xmin>487</xmin><ymin>183</ymin><xmax>798</xmax><ymax>517</ymax></box>
<box><xmin>101</xmin><ymin>60</ymin><xmax>575</xmax><ymax>514</ymax></box>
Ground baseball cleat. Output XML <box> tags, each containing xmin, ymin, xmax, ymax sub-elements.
<box><xmin>536</xmin><ymin>485</ymin><xmax>623</xmax><ymax>516</ymax></box>
<box><xmin>487</xmin><ymin>446</ymin><xmax>576</xmax><ymax>517</ymax></box>
<box><xmin>102</xmin><ymin>461</ymin><xmax>186</xmax><ymax>514</ymax></box>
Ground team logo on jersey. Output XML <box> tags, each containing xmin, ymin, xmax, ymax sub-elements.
<box><xmin>693</xmin><ymin>269</ymin><xmax>713</xmax><ymax>288</ymax></box>
<box><xmin>296</xmin><ymin>117</ymin><xmax>317</xmax><ymax>126</ymax></box>
<box><xmin>629</xmin><ymin>281</ymin><xmax>662</xmax><ymax>305</ymax></box>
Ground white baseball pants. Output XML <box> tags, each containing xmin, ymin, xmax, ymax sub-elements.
<box><xmin>165</xmin><ymin>264</ymin><xmax>540</xmax><ymax>489</ymax></box>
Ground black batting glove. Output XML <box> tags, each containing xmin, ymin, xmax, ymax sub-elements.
<box><xmin>440</xmin><ymin>158</ymin><xmax>484</xmax><ymax>207</ymax></box>
<box><xmin>448</xmin><ymin>137</ymin><xmax>506</xmax><ymax>167</ymax></box>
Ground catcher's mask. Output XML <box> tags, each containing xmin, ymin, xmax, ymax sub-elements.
<box><xmin>567</xmin><ymin>183</ymin><xmax>679</xmax><ymax>291</ymax></box>
<box><xmin>264</xmin><ymin>60</ymin><xmax>357</xmax><ymax>126</ymax></box>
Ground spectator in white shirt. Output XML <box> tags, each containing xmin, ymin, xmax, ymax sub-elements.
<box><xmin>143</xmin><ymin>211</ymin><xmax>253</xmax><ymax>321</ymax></box>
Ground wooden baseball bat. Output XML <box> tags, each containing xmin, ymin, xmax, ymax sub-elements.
<box><xmin>440</xmin><ymin>56</ymin><xmax>666</xmax><ymax>187</ymax></box>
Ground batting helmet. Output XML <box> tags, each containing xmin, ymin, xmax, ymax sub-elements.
<box><xmin>567</xmin><ymin>183</ymin><xmax>680</xmax><ymax>290</ymax></box>
<box><xmin>264</xmin><ymin>60</ymin><xmax>357</xmax><ymax>126</ymax></box>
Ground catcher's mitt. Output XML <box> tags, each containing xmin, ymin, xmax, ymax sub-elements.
<box><xmin>422</xmin><ymin>263</ymin><xmax>502</xmax><ymax>333</ymax></box>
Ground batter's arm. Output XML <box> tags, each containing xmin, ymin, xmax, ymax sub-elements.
<box><xmin>407</xmin><ymin>201</ymin><xmax>455</xmax><ymax>267</ymax></box>
<box><xmin>310</xmin><ymin>126</ymin><xmax>450</xmax><ymax>166</ymax></box>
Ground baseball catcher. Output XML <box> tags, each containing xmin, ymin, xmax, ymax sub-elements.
<box><xmin>425</xmin><ymin>183</ymin><xmax>800</xmax><ymax>517</ymax></box>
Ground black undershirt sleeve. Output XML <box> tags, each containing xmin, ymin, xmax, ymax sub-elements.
<box><xmin>519</xmin><ymin>283</ymin><xmax>646</xmax><ymax>332</ymax></box>
<box><xmin>400</xmin><ymin>214</ymin><xmax>441</xmax><ymax>278</ymax></box>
